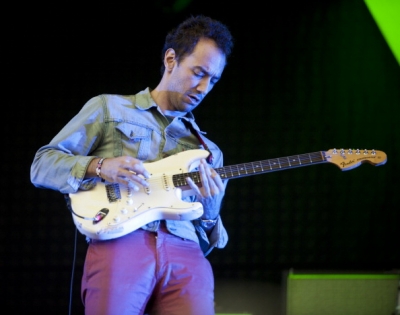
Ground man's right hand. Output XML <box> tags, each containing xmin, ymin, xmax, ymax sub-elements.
<box><xmin>87</xmin><ymin>156</ymin><xmax>151</xmax><ymax>191</ymax></box>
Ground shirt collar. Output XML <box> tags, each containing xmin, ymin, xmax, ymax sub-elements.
<box><xmin>134</xmin><ymin>87</ymin><xmax>199</xmax><ymax>128</ymax></box>
<box><xmin>134</xmin><ymin>87</ymin><xmax>158</xmax><ymax>110</ymax></box>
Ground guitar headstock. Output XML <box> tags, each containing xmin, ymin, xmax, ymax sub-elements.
<box><xmin>325</xmin><ymin>148</ymin><xmax>387</xmax><ymax>171</ymax></box>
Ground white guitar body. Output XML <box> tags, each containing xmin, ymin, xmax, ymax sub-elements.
<box><xmin>69</xmin><ymin>150</ymin><xmax>210</xmax><ymax>240</ymax></box>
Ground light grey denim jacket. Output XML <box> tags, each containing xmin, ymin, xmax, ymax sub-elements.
<box><xmin>30</xmin><ymin>88</ymin><xmax>228</xmax><ymax>256</ymax></box>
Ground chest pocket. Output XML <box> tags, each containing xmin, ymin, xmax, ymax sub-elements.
<box><xmin>115</xmin><ymin>122</ymin><xmax>152</xmax><ymax>160</ymax></box>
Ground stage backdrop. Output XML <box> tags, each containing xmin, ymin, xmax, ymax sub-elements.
<box><xmin>2</xmin><ymin>0</ymin><xmax>399</xmax><ymax>313</ymax></box>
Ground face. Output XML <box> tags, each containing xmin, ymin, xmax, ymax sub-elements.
<box><xmin>163</xmin><ymin>38</ymin><xmax>226</xmax><ymax>114</ymax></box>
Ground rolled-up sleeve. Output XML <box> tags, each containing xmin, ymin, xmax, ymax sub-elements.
<box><xmin>194</xmin><ymin>215</ymin><xmax>229</xmax><ymax>256</ymax></box>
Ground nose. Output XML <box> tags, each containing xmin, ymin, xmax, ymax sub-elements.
<box><xmin>197</xmin><ymin>78</ymin><xmax>213</xmax><ymax>95</ymax></box>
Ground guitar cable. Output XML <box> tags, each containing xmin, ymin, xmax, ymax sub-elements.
<box><xmin>64</xmin><ymin>194</ymin><xmax>107</xmax><ymax>224</ymax></box>
<box><xmin>68</xmin><ymin>226</ymin><xmax>78</xmax><ymax>315</ymax></box>
<box><xmin>64</xmin><ymin>194</ymin><xmax>97</xmax><ymax>221</ymax></box>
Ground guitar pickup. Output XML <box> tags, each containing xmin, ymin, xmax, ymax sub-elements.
<box><xmin>93</xmin><ymin>208</ymin><xmax>109</xmax><ymax>224</ymax></box>
<box><xmin>105</xmin><ymin>183</ymin><xmax>121</xmax><ymax>203</ymax></box>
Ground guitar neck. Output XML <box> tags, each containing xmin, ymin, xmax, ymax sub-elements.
<box><xmin>217</xmin><ymin>151</ymin><xmax>326</xmax><ymax>180</ymax></box>
<box><xmin>173</xmin><ymin>151</ymin><xmax>326</xmax><ymax>186</ymax></box>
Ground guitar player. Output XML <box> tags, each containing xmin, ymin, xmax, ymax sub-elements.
<box><xmin>30</xmin><ymin>15</ymin><xmax>234</xmax><ymax>315</ymax></box>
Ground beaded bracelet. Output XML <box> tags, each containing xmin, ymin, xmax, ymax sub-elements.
<box><xmin>95</xmin><ymin>158</ymin><xmax>106</xmax><ymax>182</ymax></box>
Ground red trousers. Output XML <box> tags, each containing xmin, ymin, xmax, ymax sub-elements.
<box><xmin>81</xmin><ymin>224</ymin><xmax>215</xmax><ymax>315</ymax></box>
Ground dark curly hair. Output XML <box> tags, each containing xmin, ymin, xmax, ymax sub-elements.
<box><xmin>160</xmin><ymin>15</ymin><xmax>234</xmax><ymax>75</ymax></box>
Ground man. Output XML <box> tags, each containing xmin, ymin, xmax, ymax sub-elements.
<box><xmin>31</xmin><ymin>15</ymin><xmax>234</xmax><ymax>315</ymax></box>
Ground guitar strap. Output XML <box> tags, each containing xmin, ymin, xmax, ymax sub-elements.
<box><xmin>182</xmin><ymin>119</ymin><xmax>213</xmax><ymax>165</ymax></box>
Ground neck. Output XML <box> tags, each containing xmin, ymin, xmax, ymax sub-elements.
<box><xmin>150</xmin><ymin>86</ymin><xmax>187</xmax><ymax>118</ymax></box>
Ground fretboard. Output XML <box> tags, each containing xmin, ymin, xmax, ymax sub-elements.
<box><xmin>172</xmin><ymin>151</ymin><xmax>327</xmax><ymax>187</ymax></box>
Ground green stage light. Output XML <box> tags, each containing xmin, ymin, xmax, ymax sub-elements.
<box><xmin>364</xmin><ymin>0</ymin><xmax>400</xmax><ymax>66</ymax></box>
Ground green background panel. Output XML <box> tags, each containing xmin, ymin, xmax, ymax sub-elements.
<box><xmin>364</xmin><ymin>0</ymin><xmax>400</xmax><ymax>66</ymax></box>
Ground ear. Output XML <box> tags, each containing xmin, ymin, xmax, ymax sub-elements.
<box><xmin>164</xmin><ymin>48</ymin><xmax>176</xmax><ymax>71</ymax></box>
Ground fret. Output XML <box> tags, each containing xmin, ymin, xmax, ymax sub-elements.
<box><xmin>279</xmin><ymin>157</ymin><xmax>290</xmax><ymax>168</ymax></box>
<box><xmin>252</xmin><ymin>162</ymin><xmax>262</xmax><ymax>173</ymax></box>
<box><xmin>216</xmin><ymin>167</ymin><xmax>227</xmax><ymax>179</ymax></box>
<box><xmin>269</xmin><ymin>158</ymin><xmax>280</xmax><ymax>170</ymax></box>
<box><xmin>288</xmin><ymin>155</ymin><xmax>301</xmax><ymax>167</ymax></box>
<box><xmin>239</xmin><ymin>163</ymin><xmax>248</xmax><ymax>175</ymax></box>
<box><xmin>222</xmin><ymin>165</ymin><xmax>233</xmax><ymax>178</ymax></box>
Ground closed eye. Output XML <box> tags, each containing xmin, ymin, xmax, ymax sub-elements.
<box><xmin>193</xmin><ymin>67</ymin><xmax>220</xmax><ymax>85</ymax></box>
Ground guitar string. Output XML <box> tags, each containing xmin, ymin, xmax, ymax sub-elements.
<box><xmin>172</xmin><ymin>152</ymin><xmax>327</xmax><ymax>184</ymax></box>
<box><xmin>163</xmin><ymin>150</ymin><xmax>377</xmax><ymax>184</ymax></box>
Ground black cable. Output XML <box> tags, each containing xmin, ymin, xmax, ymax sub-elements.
<box><xmin>69</xmin><ymin>227</ymin><xmax>78</xmax><ymax>315</ymax></box>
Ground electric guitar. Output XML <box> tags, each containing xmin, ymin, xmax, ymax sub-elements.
<box><xmin>68</xmin><ymin>148</ymin><xmax>387</xmax><ymax>240</ymax></box>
